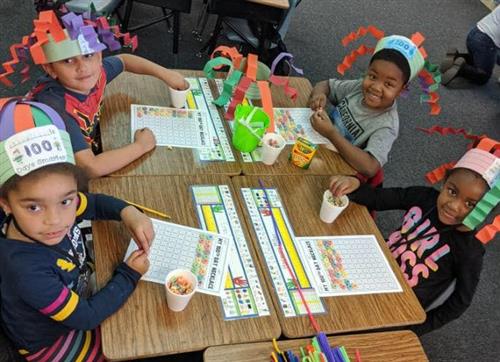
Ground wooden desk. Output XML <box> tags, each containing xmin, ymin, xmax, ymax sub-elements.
<box><xmin>101</xmin><ymin>70</ymin><xmax>241</xmax><ymax>176</ymax></box>
<box><xmin>90</xmin><ymin>175</ymin><xmax>280</xmax><ymax>360</ymax></box>
<box><xmin>221</xmin><ymin>77</ymin><xmax>356</xmax><ymax>176</ymax></box>
<box><xmin>204</xmin><ymin>330</ymin><xmax>428</xmax><ymax>362</ymax></box>
<box><xmin>231</xmin><ymin>175</ymin><xmax>426</xmax><ymax>338</ymax></box>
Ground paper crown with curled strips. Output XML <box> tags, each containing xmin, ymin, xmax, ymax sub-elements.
<box><xmin>336</xmin><ymin>26</ymin><xmax>441</xmax><ymax>115</ymax></box>
<box><xmin>0</xmin><ymin>98</ymin><xmax>75</xmax><ymax>186</ymax></box>
<box><xmin>0</xmin><ymin>10</ymin><xmax>137</xmax><ymax>87</ymax></box>
<box><xmin>203</xmin><ymin>46</ymin><xmax>304</xmax><ymax>133</ymax></box>
<box><xmin>420</xmin><ymin>126</ymin><xmax>499</xmax><ymax>244</ymax></box>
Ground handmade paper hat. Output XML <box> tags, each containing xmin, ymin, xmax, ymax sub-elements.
<box><xmin>420</xmin><ymin>127</ymin><xmax>499</xmax><ymax>244</ymax></box>
<box><xmin>373</xmin><ymin>35</ymin><xmax>425</xmax><ymax>82</ymax></box>
<box><xmin>0</xmin><ymin>10</ymin><xmax>137</xmax><ymax>87</ymax></box>
<box><xmin>0</xmin><ymin>98</ymin><xmax>75</xmax><ymax>186</ymax></box>
<box><xmin>337</xmin><ymin>26</ymin><xmax>441</xmax><ymax>115</ymax></box>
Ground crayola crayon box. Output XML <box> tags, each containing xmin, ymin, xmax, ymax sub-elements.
<box><xmin>289</xmin><ymin>137</ymin><xmax>318</xmax><ymax>169</ymax></box>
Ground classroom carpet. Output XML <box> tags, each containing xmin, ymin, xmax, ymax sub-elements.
<box><xmin>0</xmin><ymin>1</ymin><xmax>498</xmax><ymax>361</ymax></box>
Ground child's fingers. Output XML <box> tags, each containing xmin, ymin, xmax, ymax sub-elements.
<box><xmin>128</xmin><ymin>249</ymin><xmax>145</xmax><ymax>261</ymax></box>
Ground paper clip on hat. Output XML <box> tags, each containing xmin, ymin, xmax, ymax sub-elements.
<box><xmin>336</xmin><ymin>25</ymin><xmax>441</xmax><ymax>115</ymax></box>
<box><xmin>422</xmin><ymin>129</ymin><xmax>499</xmax><ymax>244</ymax></box>
<box><xmin>0</xmin><ymin>10</ymin><xmax>137</xmax><ymax>87</ymax></box>
<box><xmin>0</xmin><ymin>98</ymin><xmax>75</xmax><ymax>186</ymax></box>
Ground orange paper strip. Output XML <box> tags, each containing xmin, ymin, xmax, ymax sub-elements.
<box><xmin>425</xmin><ymin>162</ymin><xmax>456</xmax><ymax>184</ymax></box>
<box><xmin>246</xmin><ymin>53</ymin><xmax>258</xmax><ymax>81</ymax></box>
<box><xmin>257</xmin><ymin>80</ymin><xmax>274</xmax><ymax>132</ymax></box>
<box><xmin>410</xmin><ymin>32</ymin><xmax>425</xmax><ymax>47</ymax></box>
<box><xmin>475</xmin><ymin>215</ymin><xmax>500</xmax><ymax>244</ymax></box>
<box><xmin>14</xmin><ymin>104</ymin><xmax>34</xmax><ymax>133</ymax></box>
<box><xmin>475</xmin><ymin>137</ymin><xmax>499</xmax><ymax>152</ymax></box>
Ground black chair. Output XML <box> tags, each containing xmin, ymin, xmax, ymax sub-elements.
<box><xmin>197</xmin><ymin>0</ymin><xmax>288</xmax><ymax>61</ymax></box>
<box><xmin>121</xmin><ymin>0</ymin><xmax>192</xmax><ymax>54</ymax></box>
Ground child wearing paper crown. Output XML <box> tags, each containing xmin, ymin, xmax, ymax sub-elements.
<box><xmin>0</xmin><ymin>99</ymin><xmax>153</xmax><ymax>359</ymax></box>
<box><xmin>329</xmin><ymin>137</ymin><xmax>499</xmax><ymax>335</ymax></box>
<box><xmin>0</xmin><ymin>10</ymin><xmax>186</xmax><ymax>178</ymax></box>
<box><xmin>308</xmin><ymin>29</ymin><xmax>440</xmax><ymax>178</ymax></box>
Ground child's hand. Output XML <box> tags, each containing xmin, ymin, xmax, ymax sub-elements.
<box><xmin>308</xmin><ymin>93</ymin><xmax>327</xmax><ymax>111</ymax></box>
<box><xmin>310</xmin><ymin>110</ymin><xmax>335</xmax><ymax>138</ymax></box>
<box><xmin>121</xmin><ymin>205</ymin><xmax>155</xmax><ymax>254</ymax></box>
<box><xmin>134</xmin><ymin>128</ymin><xmax>156</xmax><ymax>152</ymax></box>
<box><xmin>164</xmin><ymin>70</ymin><xmax>188</xmax><ymax>90</ymax></box>
<box><xmin>329</xmin><ymin>175</ymin><xmax>361</xmax><ymax>197</ymax></box>
<box><xmin>126</xmin><ymin>249</ymin><xmax>150</xmax><ymax>275</ymax></box>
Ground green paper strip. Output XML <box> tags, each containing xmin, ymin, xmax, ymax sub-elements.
<box><xmin>427</xmin><ymin>83</ymin><xmax>440</xmax><ymax>92</ymax></box>
<box><xmin>340</xmin><ymin>346</ymin><xmax>351</xmax><ymax>362</ymax></box>
<box><xmin>203</xmin><ymin>57</ymin><xmax>233</xmax><ymax>79</ymax></box>
<box><xmin>463</xmin><ymin>183</ymin><xmax>500</xmax><ymax>229</ymax></box>
<box><xmin>213</xmin><ymin>70</ymin><xmax>243</xmax><ymax>107</ymax></box>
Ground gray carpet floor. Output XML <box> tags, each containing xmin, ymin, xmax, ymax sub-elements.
<box><xmin>0</xmin><ymin>1</ymin><xmax>499</xmax><ymax>361</ymax></box>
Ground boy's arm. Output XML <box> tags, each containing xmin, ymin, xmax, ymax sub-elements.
<box><xmin>310</xmin><ymin>111</ymin><xmax>380</xmax><ymax>177</ymax></box>
<box><xmin>117</xmin><ymin>54</ymin><xmax>186</xmax><ymax>90</ymax></box>
<box><xmin>308</xmin><ymin>80</ymin><xmax>330</xmax><ymax>110</ymax></box>
<box><xmin>75</xmin><ymin>128</ymin><xmax>155</xmax><ymax>178</ymax></box>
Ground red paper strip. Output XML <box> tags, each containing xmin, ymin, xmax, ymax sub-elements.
<box><xmin>475</xmin><ymin>215</ymin><xmax>500</xmax><ymax>244</ymax></box>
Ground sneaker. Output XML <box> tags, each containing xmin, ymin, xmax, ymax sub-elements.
<box><xmin>442</xmin><ymin>58</ymin><xmax>466</xmax><ymax>86</ymax></box>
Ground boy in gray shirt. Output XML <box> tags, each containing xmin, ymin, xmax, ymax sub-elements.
<box><xmin>309</xmin><ymin>34</ymin><xmax>430</xmax><ymax>178</ymax></box>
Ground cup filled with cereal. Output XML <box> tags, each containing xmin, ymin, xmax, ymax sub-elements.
<box><xmin>261</xmin><ymin>132</ymin><xmax>286</xmax><ymax>165</ymax></box>
<box><xmin>319</xmin><ymin>189</ymin><xmax>349</xmax><ymax>223</ymax></box>
<box><xmin>165</xmin><ymin>269</ymin><xmax>197</xmax><ymax>312</ymax></box>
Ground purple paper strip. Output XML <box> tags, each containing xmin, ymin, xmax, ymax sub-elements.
<box><xmin>270</xmin><ymin>52</ymin><xmax>304</xmax><ymax>76</ymax></box>
<box><xmin>0</xmin><ymin>100</ymin><xmax>17</xmax><ymax>141</ymax></box>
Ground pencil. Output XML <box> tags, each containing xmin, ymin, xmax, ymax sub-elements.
<box><xmin>125</xmin><ymin>200</ymin><xmax>171</xmax><ymax>219</ymax></box>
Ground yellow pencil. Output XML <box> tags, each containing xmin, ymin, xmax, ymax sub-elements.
<box><xmin>125</xmin><ymin>200</ymin><xmax>171</xmax><ymax>219</ymax></box>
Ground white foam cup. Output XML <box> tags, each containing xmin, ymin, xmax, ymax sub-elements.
<box><xmin>165</xmin><ymin>269</ymin><xmax>197</xmax><ymax>312</ymax></box>
<box><xmin>168</xmin><ymin>81</ymin><xmax>190</xmax><ymax>108</ymax></box>
<box><xmin>319</xmin><ymin>190</ymin><xmax>349</xmax><ymax>223</ymax></box>
<box><xmin>261</xmin><ymin>132</ymin><xmax>286</xmax><ymax>165</ymax></box>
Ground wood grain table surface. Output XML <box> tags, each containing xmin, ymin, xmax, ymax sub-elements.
<box><xmin>101</xmin><ymin>70</ymin><xmax>241</xmax><ymax>176</ymax></box>
<box><xmin>231</xmin><ymin>175</ymin><xmax>426</xmax><ymax>338</ymax></box>
<box><xmin>89</xmin><ymin>175</ymin><xmax>280</xmax><ymax>361</ymax></box>
<box><xmin>101</xmin><ymin>70</ymin><xmax>354</xmax><ymax>177</ymax></box>
<box><xmin>204</xmin><ymin>330</ymin><xmax>428</xmax><ymax>362</ymax></box>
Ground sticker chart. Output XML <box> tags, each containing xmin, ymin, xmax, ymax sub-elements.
<box><xmin>185</xmin><ymin>78</ymin><xmax>235</xmax><ymax>161</ymax></box>
<box><xmin>295</xmin><ymin>236</ymin><xmax>402</xmax><ymax>296</ymax></box>
<box><xmin>241</xmin><ymin>188</ymin><xmax>326</xmax><ymax>317</ymax></box>
<box><xmin>124</xmin><ymin>219</ymin><xmax>230</xmax><ymax>295</ymax></box>
<box><xmin>130</xmin><ymin>104</ymin><xmax>210</xmax><ymax>149</ymax></box>
<box><xmin>191</xmin><ymin>185</ymin><xmax>270</xmax><ymax>320</ymax></box>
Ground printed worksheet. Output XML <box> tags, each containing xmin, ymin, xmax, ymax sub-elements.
<box><xmin>192</xmin><ymin>185</ymin><xmax>270</xmax><ymax>320</ymax></box>
<box><xmin>131</xmin><ymin>104</ymin><xmax>210</xmax><ymax>148</ymax></box>
<box><xmin>124</xmin><ymin>219</ymin><xmax>230</xmax><ymax>295</ymax></box>
<box><xmin>241</xmin><ymin>188</ymin><xmax>326</xmax><ymax>317</ymax></box>
<box><xmin>295</xmin><ymin>235</ymin><xmax>402</xmax><ymax>296</ymax></box>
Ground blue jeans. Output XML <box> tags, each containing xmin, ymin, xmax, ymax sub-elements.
<box><xmin>464</xmin><ymin>26</ymin><xmax>499</xmax><ymax>84</ymax></box>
